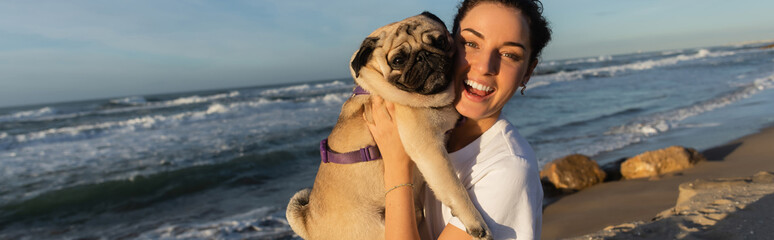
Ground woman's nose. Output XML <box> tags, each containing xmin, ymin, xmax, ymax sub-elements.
<box><xmin>470</xmin><ymin>50</ymin><xmax>499</xmax><ymax>75</ymax></box>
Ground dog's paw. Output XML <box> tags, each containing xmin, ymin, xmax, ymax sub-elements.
<box><xmin>467</xmin><ymin>226</ymin><xmax>493</xmax><ymax>240</ymax></box>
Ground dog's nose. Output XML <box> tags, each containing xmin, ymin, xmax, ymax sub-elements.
<box><xmin>416</xmin><ymin>51</ymin><xmax>427</xmax><ymax>62</ymax></box>
<box><xmin>416</xmin><ymin>51</ymin><xmax>450</xmax><ymax>95</ymax></box>
<box><xmin>393</xmin><ymin>50</ymin><xmax>451</xmax><ymax>95</ymax></box>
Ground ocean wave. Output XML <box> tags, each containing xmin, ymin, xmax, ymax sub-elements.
<box><xmin>729</xmin><ymin>39</ymin><xmax>774</xmax><ymax>47</ymax></box>
<box><xmin>1</xmin><ymin>81</ymin><xmax>347</xmax><ymax>125</ymax></box>
<box><xmin>109</xmin><ymin>96</ymin><xmax>148</xmax><ymax>106</ymax></box>
<box><xmin>0</xmin><ymin>92</ymin><xmax>243</xmax><ymax>125</ymax></box>
<box><xmin>680</xmin><ymin>122</ymin><xmax>722</xmax><ymax>129</ymax></box>
<box><xmin>537</xmin><ymin>49</ymin><xmax>737</xmax><ymax>86</ymax></box>
<box><xmin>0</xmin><ymin>107</ymin><xmax>56</xmax><ymax>122</ymax></box>
<box><xmin>9</xmin><ymin>104</ymin><xmax>238</xmax><ymax>144</ymax></box>
<box><xmin>92</xmin><ymin>91</ymin><xmax>242</xmax><ymax>118</ymax></box>
<box><xmin>541</xmin><ymin>55</ymin><xmax>613</xmax><ymax>67</ymax></box>
<box><xmin>607</xmin><ymin>74</ymin><xmax>774</xmax><ymax>136</ymax></box>
<box><xmin>535</xmin><ymin>73</ymin><xmax>774</xmax><ymax>163</ymax></box>
<box><xmin>0</xmin><ymin>145</ymin><xmax>304</xmax><ymax>209</ymax></box>
<box><xmin>137</xmin><ymin>208</ymin><xmax>295</xmax><ymax>240</ymax></box>
<box><xmin>533</xmin><ymin>107</ymin><xmax>645</xmax><ymax>136</ymax></box>
<box><xmin>661</xmin><ymin>50</ymin><xmax>685</xmax><ymax>55</ymax></box>
<box><xmin>162</xmin><ymin>91</ymin><xmax>240</xmax><ymax>107</ymax></box>
<box><xmin>5</xmin><ymin>92</ymin><xmax>348</xmax><ymax>146</ymax></box>
<box><xmin>109</xmin><ymin>91</ymin><xmax>241</xmax><ymax>108</ymax></box>
<box><xmin>260</xmin><ymin>80</ymin><xmax>351</xmax><ymax>96</ymax></box>
<box><xmin>563</xmin><ymin>55</ymin><xmax>614</xmax><ymax>65</ymax></box>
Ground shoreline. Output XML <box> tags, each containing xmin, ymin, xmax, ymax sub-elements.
<box><xmin>541</xmin><ymin>125</ymin><xmax>774</xmax><ymax>239</ymax></box>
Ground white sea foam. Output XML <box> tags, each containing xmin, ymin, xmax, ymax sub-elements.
<box><xmin>11</xmin><ymin>104</ymin><xmax>229</xmax><ymax>144</ymax></box>
<box><xmin>728</xmin><ymin>39</ymin><xmax>774</xmax><ymax>47</ymax></box>
<box><xmin>110</xmin><ymin>96</ymin><xmax>147</xmax><ymax>105</ymax></box>
<box><xmin>563</xmin><ymin>55</ymin><xmax>613</xmax><ymax>65</ymax></box>
<box><xmin>8</xmin><ymin>91</ymin><xmax>349</xmax><ymax>146</ymax></box>
<box><xmin>88</xmin><ymin>91</ymin><xmax>242</xmax><ymax>119</ymax></box>
<box><xmin>260</xmin><ymin>80</ymin><xmax>350</xmax><ymax>96</ymax></box>
<box><xmin>661</xmin><ymin>50</ymin><xmax>684</xmax><ymax>55</ymax></box>
<box><xmin>536</xmin><ymin>49</ymin><xmax>737</xmax><ymax>87</ymax></box>
<box><xmin>311</xmin><ymin>93</ymin><xmax>349</xmax><ymax>105</ymax></box>
<box><xmin>163</xmin><ymin>91</ymin><xmax>240</xmax><ymax>106</ymax></box>
<box><xmin>525</xmin><ymin>80</ymin><xmax>551</xmax><ymax>89</ymax></box>
<box><xmin>0</xmin><ymin>90</ymin><xmax>349</xmax><ymax>204</ymax></box>
<box><xmin>535</xmin><ymin>73</ymin><xmax>774</xmax><ymax>164</ymax></box>
<box><xmin>137</xmin><ymin>207</ymin><xmax>293</xmax><ymax>240</ymax></box>
<box><xmin>607</xmin><ymin>74</ymin><xmax>774</xmax><ymax>136</ymax></box>
<box><xmin>0</xmin><ymin>107</ymin><xmax>56</xmax><ymax>122</ymax></box>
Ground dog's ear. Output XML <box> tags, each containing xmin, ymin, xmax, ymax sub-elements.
<box><xmin>351</xmin><ymin>37</ymin><xmax>378</xmax><ymax>78</ymax></box>
<box><xmin>421</xmin><ymin>11</ymin><xmax>445</xmax><ymax>26</ymax></box>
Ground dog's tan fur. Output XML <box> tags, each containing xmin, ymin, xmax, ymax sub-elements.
<box><xmin>286</xmin><ymin>13</ymin><xmax>491</xmax><ymax>240</ymax></box>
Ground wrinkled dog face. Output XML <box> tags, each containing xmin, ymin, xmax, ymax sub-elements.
<box><xmin>350</xmin><ymin>12</ymin><xmax>455</xmax><ymax>107</ymax></box>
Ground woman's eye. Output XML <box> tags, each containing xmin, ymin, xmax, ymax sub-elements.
<box><xmin>502</xmin><ymin>52</ymin><xmax>521</xmax><ymax>61</ymax></box>
<box><xmin>464</xmin><ymin>42</ymin><xmax>477</xmax><ymax>48</ymax></box>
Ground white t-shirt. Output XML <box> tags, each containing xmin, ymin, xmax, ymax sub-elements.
<box><xmin>421</xmin><ymin>117</ymin><xmax>543</xmax><ymax>240</ymax></box>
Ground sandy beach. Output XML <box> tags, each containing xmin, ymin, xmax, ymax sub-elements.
<box><xmin>541</xmin><ymin>125</ymin><xmax>774</xmax><ymax>239</ymax></box>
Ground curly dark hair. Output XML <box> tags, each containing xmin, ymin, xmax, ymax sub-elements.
<box><xmin>452</xmin><ymin>0</ymin><xmax>552</xmax><ymax>64</ymax></box>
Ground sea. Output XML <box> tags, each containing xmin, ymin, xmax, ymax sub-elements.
<box><xmin>1</xmin><ymin>41</ymin><xmax>774</xmax><ymax>239</ymax></box>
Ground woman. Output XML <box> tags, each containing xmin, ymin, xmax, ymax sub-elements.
<box><xmin>366</xmin><ymin>0</ymin><xmax>551</xmax><ymax>239</ymax></box>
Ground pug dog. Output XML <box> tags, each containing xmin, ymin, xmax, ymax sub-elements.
<box><xmin>286</xmin><ymin>12</ymin><xmax>491</xmax><ymax>240</ymax></box>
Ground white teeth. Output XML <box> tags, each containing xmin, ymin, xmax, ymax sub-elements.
<box><xmin>465</xmin><ymin>80</ymin><xmax>493</xmax><ymax>92</ymax></box>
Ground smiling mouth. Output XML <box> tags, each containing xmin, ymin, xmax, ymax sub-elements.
<box><xmin>464</xmin><ymin>80</ymin><xmax>494</xmax><ymax>97</ymax></box>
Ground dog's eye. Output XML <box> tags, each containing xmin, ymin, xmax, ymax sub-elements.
<box><xmin>392</xmin><ymin>56</ymin><xmax>406</xmax><ymax>67</ymax></box>
<box><xmin>433</xmin><ymin>36</ymin><xmax>449</xmax><ymax>50</ymax></box>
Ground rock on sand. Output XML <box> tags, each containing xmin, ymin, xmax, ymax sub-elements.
<box><xmin>620</xmin><ymin>146</ymin><xmax>705</xmax><ymax>179</ymax></box>
<box><xmin>541</xmin><ymin>154</ymin><xmax>606</xmax><ymax>191</ymax></box>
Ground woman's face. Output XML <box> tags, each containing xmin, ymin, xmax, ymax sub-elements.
<box><xmin>453</xmin><ymin>3</ymin><xmax>537</xmax><ymax>121</ymax></box>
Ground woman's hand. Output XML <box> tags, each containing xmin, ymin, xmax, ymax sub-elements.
<box><xmin>364</xmin><ymin>95</ymin><xmax>420</xmax><ymax>240</ymax></box>
<box><xmin>364</xmin><ymin>96</ymin><xmax>413</xmax><ymax>179</ymax></box>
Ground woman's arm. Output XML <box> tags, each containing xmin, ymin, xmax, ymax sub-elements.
<box><xmin>439</xmin><ymin>224</ymin><xmax>473</xmax><ymax>240</ymax></box>
<box><xmin>367</xmin><ymin>96</ymin><xmax>476</xmax><ymax>240</ymax></box>
<box><xmin>365</xmin><ymin>96</ymin><xmax>420</xmax><ymax>240</ymax></box>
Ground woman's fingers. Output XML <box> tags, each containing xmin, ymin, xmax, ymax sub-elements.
<box><xmin>371</xmin><ymin>96</ymin><xmax>392</xmax><ymax>124</ymax></box>
<box><xmin>384</xmin><ymin>99</ymin><xmax>396</xmax><ymax>119</ymax></box>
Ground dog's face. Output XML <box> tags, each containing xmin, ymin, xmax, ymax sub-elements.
<box><xmin>350</xmin><ymin>12</ymin><xmax>455</xmax><ymax>108</ymax></box>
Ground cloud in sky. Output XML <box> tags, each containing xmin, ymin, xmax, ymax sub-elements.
<box><xmin>1</xmin><ymin>0</ymin><xmax>774</xmax><ymax>107</ymax></box>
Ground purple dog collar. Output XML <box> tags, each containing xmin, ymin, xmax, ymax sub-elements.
<box><xmin>353</xmin><ymin>86</ymin><xmax>370</xmax><ymax>96</ymax></box>
<box><xmin>320</xmin><ymin>138</ymin><xmax>382</xmax><ymax>164</ymax></box>
<box><xmin>318</xmin><ymin>85</ymin><xmax>381</xmax><ymax>164</ymax></box>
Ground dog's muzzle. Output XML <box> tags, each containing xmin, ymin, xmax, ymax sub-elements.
<box><xmin>394</xmin><ymin>50</ymin><xmax>451</xmax><ymax>95</ymax></box>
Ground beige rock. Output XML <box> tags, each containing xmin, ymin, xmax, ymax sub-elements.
<box><xmin>752</xmin><ymin>171</ymin><xmax>774</xmax><ymax>183</ymax></box>
<box><xmin>705</xmin><ymin>212</ymin><xmax>728</xmax><ymax>221</ymax></box>
<box><xmin>620</xmin><ymin>146</ymin><xmax>705</xmax><ymax>179</ymax></box>
<box><xmin>540</xmin><ymin>154</ymin><xmax>606</xmax><ymax>190</ymax></box>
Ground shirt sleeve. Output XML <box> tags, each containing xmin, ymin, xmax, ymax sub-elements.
<box><xmin>447</xmin><ymin>155</ymin><xmax>543</xmax><ymax>240</ymax></box>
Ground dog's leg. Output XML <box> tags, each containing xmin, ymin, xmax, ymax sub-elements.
<box><xmin>286</xmin><ymin>188</ymin><xmax>312</xmax><ymax>239</ymax></box>
<box><xmin>393</xmin><ymin>106</ymin><xmax>492</xmax><ymax>240</ymax></box>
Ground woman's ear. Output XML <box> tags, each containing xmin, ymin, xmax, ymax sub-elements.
<box><xmin>522</xmin><ymin>59</ymin><xmax>539</xmax><ymax>86</ymax></box>
<box><xmin>520</xmin><ymin>59</ymin><xmax>539</xmax><ymax>95</ymax></box>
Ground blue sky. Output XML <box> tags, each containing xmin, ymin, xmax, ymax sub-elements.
<box><xmin>2</xmin><ymin>0</ymin><xmax>774</xmax><ymax>108</ymax></box>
